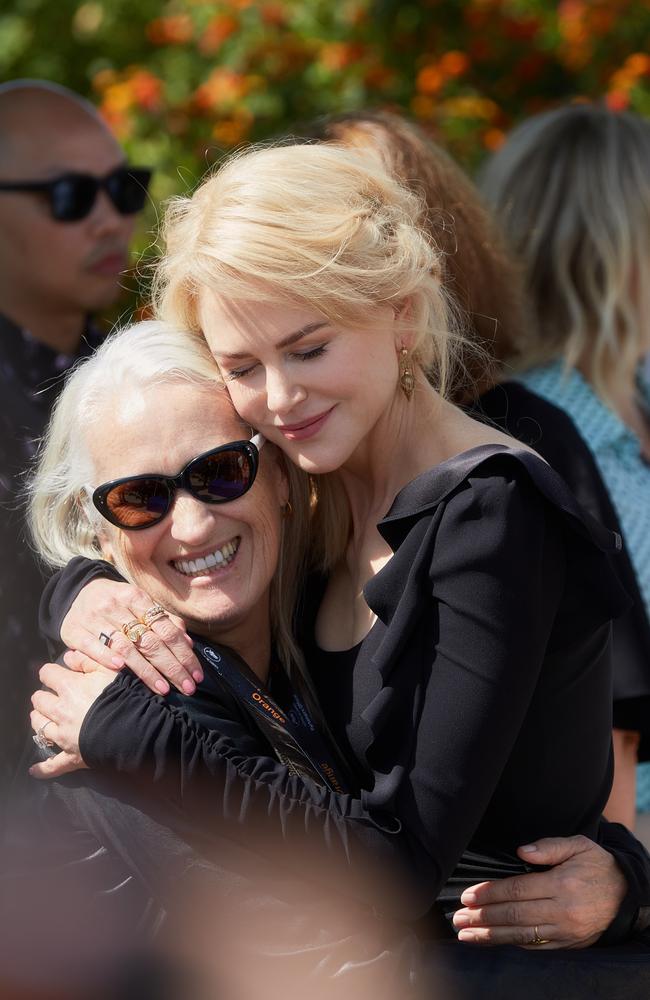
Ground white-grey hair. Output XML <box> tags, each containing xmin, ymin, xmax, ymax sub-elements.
<box><xmin>479</xmin><ymin>104</ymin><xmax>650</xmax><ymax>400</ymax></box>
<box><xmin>28</xmin><ymin>319</ymin><xmax>311</xmax><ymax>677</ymax></box>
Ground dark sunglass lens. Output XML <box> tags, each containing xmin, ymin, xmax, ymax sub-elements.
<box><xmin>107</xmin><ymin>169</ymin><xmax>150</xmax><ymax>215</ymax></box>
<box><xmin>190</xmin><ymin>449</ymin><xmax>254</xmax><ymax>502</ymax></box>
<box><xmin>105</xmin><ymin>479</ymin><xmax>171</xmax><ymax>528</ymax></box>
<box><xmin>51</xmin><ymin>176</ymin><xmax>97</xmax><ymax>221</ymax></box>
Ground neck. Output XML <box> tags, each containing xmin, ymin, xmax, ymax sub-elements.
<box><xmin>191</xmin><ymin>617</ymin><xmax>272</xmax><ymax>685</ymax></box>
<box><xmin>0</xmin><ymin>292</ymin><xmax>86</xmax><ymax>354</ymax></box>
<box><xmin>337</xmin><ymin>374</ymin><xmax>453</xmax><ymax>540</ymax></box>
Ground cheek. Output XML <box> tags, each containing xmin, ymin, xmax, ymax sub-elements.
<box><xmin>225</xmin><ymin>381</ymin><xmax>264</xmax><ymax>424</ymax></box>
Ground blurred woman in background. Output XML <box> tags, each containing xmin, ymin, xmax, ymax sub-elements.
<box><xmin>479</xmin><ymin>104</ymin><xmax>650</xmax><ymax>832</ymax></box>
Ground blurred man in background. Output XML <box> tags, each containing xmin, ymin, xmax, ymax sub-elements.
<box><xmin>0</xmin><ymin>80</ymin><xmax>150</xmax><ymax>806</ymax></box>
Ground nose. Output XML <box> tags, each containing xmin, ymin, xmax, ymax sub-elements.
<box><xmin>168</xmin><ymin>491</ymin><xmax>219</xmax><ymax>545</ymax></box>
<box><xmin>264</xmin><ymin>366</ymin><xmax>307</xmax><ymax>416</ymax></box>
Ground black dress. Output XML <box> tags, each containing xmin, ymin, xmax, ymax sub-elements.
<box><xmin>38</xmin><ymin>445</ymin><xmax>650</xmax><ymax>940</ymax></box>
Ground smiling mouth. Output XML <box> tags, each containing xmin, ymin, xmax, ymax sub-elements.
<box><xmin>172</xmin><ymin>537</ymin><xmax>240</xmax><ymax>578</ymax></box>
<box><xmin>276</xmin><ymin>406</ymin><xmax>335</xmax><ymax>438</ymax></box>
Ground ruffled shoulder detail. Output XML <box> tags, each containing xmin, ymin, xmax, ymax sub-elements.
<box><xmin>378</xmin><ymin>443</ymin><xmax>621</xmax><ymax>555</ymax></box>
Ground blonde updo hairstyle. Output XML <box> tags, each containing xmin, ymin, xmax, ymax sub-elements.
<box><xmin>480</xmin><ymin>104</ymin><xmax>650</xmax><ymax>402</ymax></box>
<box><xmin>154</xmin><ymin>142</ymin><xmax>460</xmax><ymax>396</ymax></box>
<box><xmin>28</xmin><ymin>320</ymin><xmax>311</xmax><ymax>677</ymax></box>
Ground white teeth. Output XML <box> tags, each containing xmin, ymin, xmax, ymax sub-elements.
<box><xmin>173</xmin><ymin>538</ymin><xmax>240</xmax><ymax>577</ymax></box>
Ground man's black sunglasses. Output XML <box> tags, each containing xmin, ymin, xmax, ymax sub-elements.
<box><xmin>91</xmin><ymin>435</ymin><xmax>264</xmax><ymax>531</ymax></box>
<box><xmin>0</xmin><ymin>165</ymin><xmax>152</xmax><ymax>222</ymax></box>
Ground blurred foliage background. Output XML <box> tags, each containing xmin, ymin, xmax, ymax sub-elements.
<box><xmin>2</xmin><ymin>0</ymin><xmax>649</xmax><ymax>305</ymax></box>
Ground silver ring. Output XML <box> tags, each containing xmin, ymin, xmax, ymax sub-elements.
<box><xmin>33</xmin><ymin>720</ymin><xmax>55</xmax><ymax>753</ymax></box>
<box><xmin>98</xmin><ymin>630</ymin><xmax>118</xmax><ymax>646</ymax></box>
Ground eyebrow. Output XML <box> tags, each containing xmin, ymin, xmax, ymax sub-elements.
<box><xmin>218</xmin><ymin>321</ymin><xmax>330</xmax><ymax>361</ymax></box>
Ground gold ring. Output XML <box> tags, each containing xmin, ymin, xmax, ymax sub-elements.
<box><xmin>531</xmin><ymin>925</ymin><xmax>550</xmax><ymax>946</ymax></box>
<box><xmin>122</xmin><ymin>619</ymin><xmax>151</xmax><ymax>644</ymax></box>
<box><xmin>141</xmin><ymin>604</ymin><xmax>168</xmax><ymax>627</ymax></box>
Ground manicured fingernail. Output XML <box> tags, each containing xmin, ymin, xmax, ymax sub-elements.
<box><xmin>111</xmin><ymin>657</ymin><xmax>125</xmax><ymax>669</ymax></box>
<box><xmin>182</xmin><ymin>679</ymin><xmax>195</xmax><ymax>695</ymax></box>
<box><xmin>461</xmin><ymin>890</ymin><xmax>477</xmax><ymax>904</ymax></box>
<box><xmin>520</xmin><ymin>843</ymin><xmax>538</xmax><ymax>853</ymax></box>
<box><xmin>192</xmin><ymin>670</ymin><xmax>203</xmax><ymax>683</ymax></box>
<box><xmin>453</xmin><ymin>913</ymin><xmax>470</xmax><ymax>928</ymax></box>
<box><xmin>155</xmin><ymin>679</ymin><xmax>169</xmax><ymax>694</ymax></box>
<box><xmin>457</xmin><ymin>930</ymin><xmax>477</xmax><ymax>943</ymax></box>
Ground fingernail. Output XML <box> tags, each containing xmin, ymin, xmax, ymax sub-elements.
<box><xmin>185</xmin><ymin>634</ymin><xmax>194</xmax><ymax>646</ymax></box>
<box><xmin>192</xmin><ymin>670</ymin><xmax>203</xmax><ymax>683</ymax></box>
<box><xmin>155</xmin><ymin>679</ymin><xmax>169</xmax><ymax>694</ymax></box>
<box><xmin>457</xmin><ymin>930</ymin><xmax>477</xmax><ymax>943</ymax></box>
<box><xmin>111</xmin><ymin>657</ymin><xmax>125</xmax><ymax>669</ymax></box>
<box><xmin>520</xmin><ymin>843</ymin><xmax>538</xmax><ymax>853</ymax></box>
<box><xmin>28</xmin><ymin>766</ymin><xmax>36</xmax><ymax>777</ymax></box>
<box><xmin>182</xmin><ymin>678</ymin><xmax>195</xmax><ymax>695</ymax></box>
<box><xmin>461</xmin><ymin>890</ymin><xmax>477</xmax><ymax>904</ymax></box>
<box><xmin>453</xmin><ymin>913</ymin><xmax>470</xmax><ymax>928</ymax></box>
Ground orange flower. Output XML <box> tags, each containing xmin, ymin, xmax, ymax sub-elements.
<box><xmin>416</xmin><ymin>65</ymin><xmax>443</xmax><ymax>95</ymax></box>
<box><xmin>129</xmin><ymin>70</ymin><xmax>163</xmax><ymax>112</ymax></box>
<box><xmin>260</xmin><ymin>2</ymin><xmax>287</xmax><ymax>27</ymax></box>
<box><xmin>212</xmin><ymin>117</ymin><xmax>251</xmax><ymax>146</ymax></box>
<box><xmin>439</xmin><ymin>51</ymin><xmax>470</xmax><ymax>78</ymax></box>
<box><xmin>199</xmin><ymin>13</ymin><xmax>238</xmax><ymax>54</ymax></box>
<box><xmin>147</xmin><ymin>15</ymin><xmax>193</xmax><ymax>46</ymax></box>
<box><xmin>194</xmin><ymin>69</ymin><xmax>248</xmax><ymax>112</ymax></box>
<box><xmin>483</xmin><ymin>127</ymin><xmax>505</xmax><ymax>151</ymax></box>
<box><xmin>605</xmin><ymin>90</ymin><xmax>630</xmax><ymax>112</ymax></box>
<box><xmin>319</xmin><ymin>41</ymin><xmax>366</xmax><ymax>72</ymax></box>
<box><xmin>625</xmin><ymin>53</ymin><xmax>650</xmax><ymax>76</ymax></box>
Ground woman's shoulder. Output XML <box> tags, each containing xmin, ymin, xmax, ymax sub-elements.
<box><xmin>379</xmin><ymin>443</ymin><xmax>621</xmax><ymax>558</ymax></box>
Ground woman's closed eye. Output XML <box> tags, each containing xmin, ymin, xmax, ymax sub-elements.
<box><xmin>290</xmin><ymin>344</ymin><xmax>328</xmax><ymax>362</ymax></box>
<box><xmin>225</xmin><ymin>344</ymin><xmax>328</xmax><ymax>380</ymax></box>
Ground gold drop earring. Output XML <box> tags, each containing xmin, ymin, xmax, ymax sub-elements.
<box><xmin>399</xmin><ymin>348</ymin><xmax>415</xmax><ymax>401</ymax></box>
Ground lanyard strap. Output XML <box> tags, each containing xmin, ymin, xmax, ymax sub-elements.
<box><xmin>192</xmin><ymin>638</ymin><xmax>349</xmax><ymax>795</ymax></box>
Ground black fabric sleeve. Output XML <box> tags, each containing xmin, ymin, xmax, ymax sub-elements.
<box><xmin>596</xmin><ymin>819</ymin><xmax>650</xmax><ymax>944</ymax></box>
<box><xmin>39</xmin><ymin>556</ymin><xmax>123</xmax><ymax>648</ymax></box>
<box><xmin>79</xmin><ymin>671</ymin><xmax>422</xmax><ymax>917</ymax></box>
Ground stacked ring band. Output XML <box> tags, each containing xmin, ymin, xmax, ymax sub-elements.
<box><xmin>141</xmin><ymin>604</ymin><xmax>168</xmax><ymax>627</ymax></box>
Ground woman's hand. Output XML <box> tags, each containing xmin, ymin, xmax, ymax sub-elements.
<box><xmin>30</xmin><ymin>657</ymin><xmax>117</xmax><ymax>778</ymax></box>
<box><xmin>452</xmin><ymin>835</ymin><xmax>627</xmax><ymax>948</ymax></box>
<box><xmin>60</xmin><ymin>578</ymin><xmax>203</xmax><ymax>695</ymax></box>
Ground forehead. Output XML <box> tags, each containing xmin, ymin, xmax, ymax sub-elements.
<box><xmin>199</xmin><ymin>291</ymin><xmax>326</xmax><ymax>357</ymax></box>
<box><xmin>1</xmin><ymin>115</ymin><xmax>123</xmax><ymax>179</ymax></box>
<box><xmin>88</xmin><ymin>380</ymin><xmax>247</xmax><ymax>483</ymax></box>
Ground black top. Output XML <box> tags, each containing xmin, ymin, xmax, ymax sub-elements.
<box><xmin>475</xmin><ymin>382</ymin><xmax>650</xmax><ymax>754</ymax></box>
<box><xmin>40</xmin><ymin>445</ymin><xmax>650</xmax><ymax>933</ymax></box>
<box><xmin>0</xmin><ymin>311</ymin><xmax>103</xmax><ymax>799</ymax></box>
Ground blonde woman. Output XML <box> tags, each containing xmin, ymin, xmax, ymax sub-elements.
<box><xmin>479</xmin><ymin>104</ymin><xmax>650</xmax><ymax>832</ymax></box>
<box><xmin>32</xmin><ymin>143</ymin><xmax>649</xmax><ymax>963</ymax></box>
